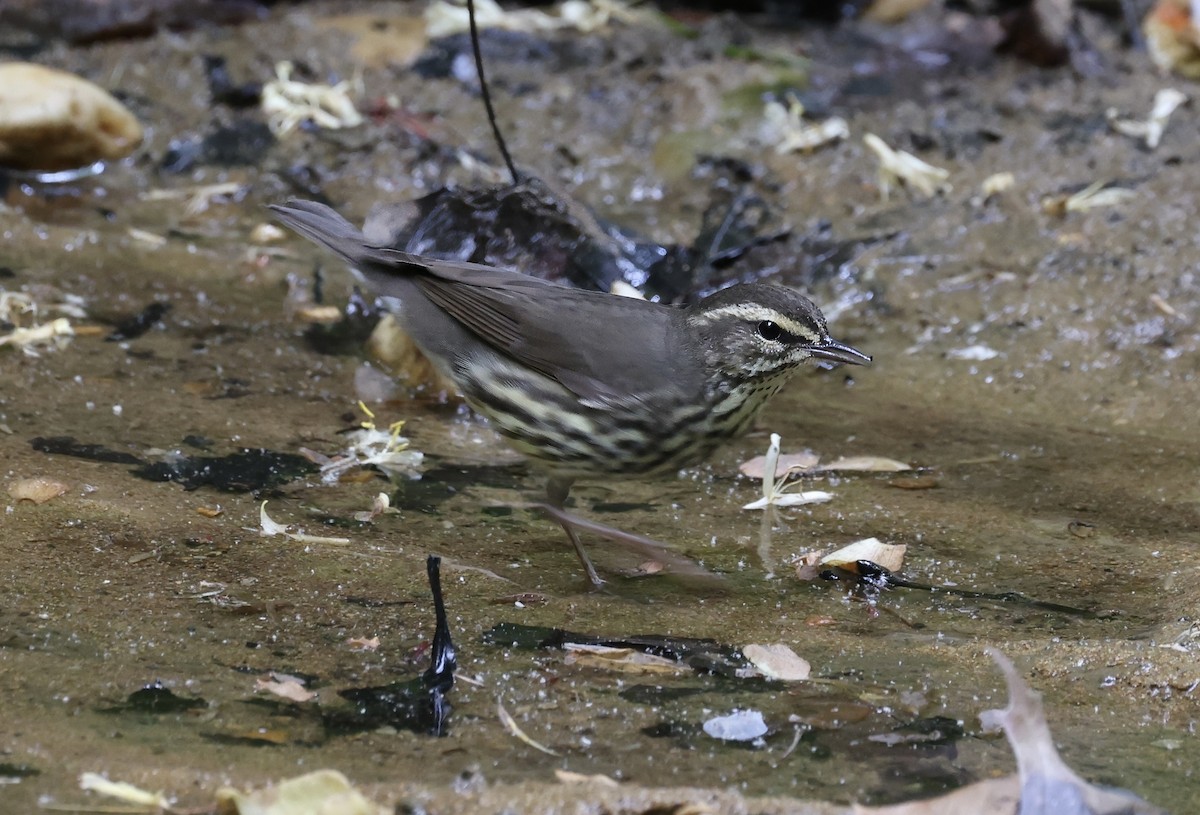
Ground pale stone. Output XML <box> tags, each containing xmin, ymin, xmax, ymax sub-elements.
<box><xmin>0</xmin><ymin>62</ymin><xmax>143</xmax><ymax>171</ymax></box>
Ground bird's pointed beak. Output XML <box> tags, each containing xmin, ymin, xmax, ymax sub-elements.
<box><xmin>810</xmin><ymin>338</ymin><xmax>871</xmax><ymax>366</ymax></box>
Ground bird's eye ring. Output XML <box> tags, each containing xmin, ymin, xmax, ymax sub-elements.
<box><xmin>756</xmin><ymin>320</ymin><xmax>782</xmax><ymax>341</ymax></box>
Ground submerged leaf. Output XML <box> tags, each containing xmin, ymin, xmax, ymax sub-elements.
<box><xmin>741</xmin><ymin>643</ymin><xmax>811</xmax><ymax>681</ymax></box>
<box><xmin>215</xmin><ymin>769</ymin><xmax>382</xmax><ymax>815</ymax></box>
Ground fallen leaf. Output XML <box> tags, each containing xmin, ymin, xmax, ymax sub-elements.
<box><xmin>739</xmin><ymin>449</ymin><xmax>821</xmax><ymax>479</ymax></box>
<box><xmin>563</xmin><ymin>643</ymin><xmax>688</xmax><ymax>676</ymax></box>
<box><xmin>8</xmin><ymin>476</ymin><xmax>68</xmax><ymax>504</ymax></box>
<box><xmin>256</xmin><ymin>676</ymin><xmax>316</xmax><ymax>703</ymax></box>
<box><xmin>888</xmin><ymin>475</ymin><xmax>939</xmax><ymax>490</ymax></box>
<box><xmin>820</xmin><ymin>456</ymin><xmax>911</xmax><ymax>473</ymax></box>
<box><xmin>554</xmin><ymin>769</ymin><xmax>620</xmax><ymax>787</ymax></box>
<box><xmin>346</xmin><ymin>636</ymin><xmax>381</xmax><ymax>651</ymax></box>
<box><xmin>742</xmin><ymin>643</ymin><xmax>811</xmax><ymax>681</ymax></box>
<box><xmin>819</xmin><ymin>538</ymin><xmax>907</xmax><ymax>572</ymax></box>
<box><xmin>215</xmin><ymin>768</ymin><xmax>382</xmax><ymax>815</ymax></box>
<box><xmin>79</xmin><ymin>773</ymin><xmax>171</xmax><ymax>809</ymax></box>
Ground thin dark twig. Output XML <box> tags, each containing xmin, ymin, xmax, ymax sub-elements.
<box><xmin>467</xmin><ymin>0</ymin><xmax>520</xmax><ymax>184</ymax></box>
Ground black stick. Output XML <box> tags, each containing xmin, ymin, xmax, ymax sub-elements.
<box><xmin>467</xmin><ymin>0</ymin><xmax>520</xmax><ymax>185</ymax></box>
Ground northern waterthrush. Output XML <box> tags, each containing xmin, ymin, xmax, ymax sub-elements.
<box><xmin>272</xmin><ymin>199</ymin><xmax>870</xmax><ymax>585</ymax></box>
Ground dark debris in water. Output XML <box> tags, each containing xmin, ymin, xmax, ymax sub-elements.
<box><xmin>0</xmin><ymin>763</ymin><xmax>41</xmax><ymax>780</ymax></box>
<box><xmin>202</xmin><ymin>54</ymin><xmax>262</xmax><ymax>108</ymax></box>
<box><xmin>132</xmin><ymin>449</ymin><xmax>315</xmax><ymax>492</ymax></box>
<box><xmin>302</xmin><ymin>289</ymin><xmax>381</xmax><ymax>356</ymax></box>
<box><xmin>31</xmin><ymin>435</ymin><xmax>141</xmax><ymax>465</ymax></box>
<box><xmin>390</xmin><ymin>462</ymin><xmax>525</xmax><ymax>512</ymax></box>
<box><xmin>413</xmin><ymin>28</ymin><xmax>602</xmax><ymax>84</ymax></box>
<box><xmin>31</xmin><ymin>436</ymin><xmax>314</xmax><ymax>493</ymax></box>
<box><xmin>100</xmin><ymin>680</ymin><xmax>208</xmax><ymax>714</ymax></box>
<box><xmin>105</xmin><ymin>301</ymin><xmax>171</xmax><ymax>341</ymax></box>
<box><xmin>820</xmin><ymin>559</ymin><xmax>1103</xmax><ymax>621</ymax></box>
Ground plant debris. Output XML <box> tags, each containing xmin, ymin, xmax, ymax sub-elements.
<box><xmin>740</xmin><ymin>643</ymin><xmax>811</xmax><ymax>681</ymax></box>
<box><xmin>1107</xmin><ymin>88</ymin><xmax>1188</xmax><ymax>149</ymax></box>
<box><xmin>7</xmin><ymin>476</ymin><xmax>68</xmax><ymax>504</ymax></box>
<box><xmin>425</xmin><ymin>0</ymin><xmax>647</xmax><ymax>38</ymax></box>
<box><xmin>760</xmin><ymin>95</ymin><xmax>849</xmax><ymax>154</ymax></box>
<box><xmin>497</xmin><ymin>698</ymin><xmax>561</xmax><ymax>756</ymax></box>
<box><xmin>216</xmin><ymin>769</ymin><xmax>383</xmax><ymax>815</ymax></box>
<box><xmin>863</xmin><ymin>133</ymin><xmax>951</xmax><ymax>200</ymax></box>
<box><xmin>1041</xmin><ymin>181</ymin><xmax>1137</xmax><ymax>215</ymax></box>
<box><xmin>261</xmin><ymin>61</ymin><xmax>363</xmax><ymax>136</ymax></box>
<box><xmin>302</xmin><ymin>404</ymin><xmax>424</xmax><ymax>484</ymax></box>
<box><xmin>742</xmin><ymin>433</ymin><xmax>835</xmax><ymax>509</ymax></box>
<box><xmin>78</xmin><ymin>772</ymin><xmax>171</xmax><ymax>810</ymax></box>
<box><xmin>256</xmin><ymin>501</ymin><xmax>351</xmax><ymax>546</ymax></box>
<box><xmin>854</xmin><ymin>650</ymin><xmax>1168</xmax><ymax>813</ymax></box>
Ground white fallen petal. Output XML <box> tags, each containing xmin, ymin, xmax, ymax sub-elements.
<box><xmin>743</xmin><ymin>490</ymin><xmax>833</xmax><ymax>510</ymax></box>
<box><xmin>945</xmin><ymin>344</ymin><xmax>1000</xmax><ymax>361</ymax></box>
<box><xmin>79</xmin><ymin>773</ymin><xmax>170</xmax><ymax>808</ymax></box>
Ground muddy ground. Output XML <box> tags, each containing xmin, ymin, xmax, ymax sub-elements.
<box><xmin>1</xmin><ymin>2</ymin><xmax>1198</xmax><ymax>813</ymax></box>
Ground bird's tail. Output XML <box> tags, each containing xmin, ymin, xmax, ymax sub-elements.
<box><xmin>269</xmin><ymin>199</ymin><xmax>426</xmax><ymax>271</ymax></box>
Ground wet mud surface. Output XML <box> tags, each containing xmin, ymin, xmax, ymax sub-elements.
<box><xmin>1</xmin><ymin>3</ymin><xmax>1198</xmax><ymax>812</ymax></box>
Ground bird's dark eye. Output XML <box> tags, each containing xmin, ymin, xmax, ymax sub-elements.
<box><xmin>757</xmin><ymin>320</ymin><xmax>782</xmax><ymax>341</ymax></box>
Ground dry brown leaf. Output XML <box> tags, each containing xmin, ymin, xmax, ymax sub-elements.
<box><xmin>738</xmin><ymin>449</ymin><xmax>820</xmax><ymax>479</ymax></box>
<box><xmin>216</xmin><ymin>768</ymin><xmax>383</xmax><ymax>815</ymax></box>
<box><xmin>563</xmin><ymin>643</ymin><xmax>688</xmax><ymax>676</ymax></box>
<box><xmin>742</xmin><ymin>643</ymin><xmax>811</xmax><ymax>681</ymax></box>
<box><xmin>8</xmin><ymin>476</ymin><xmax>68</xmax><ymax>504</ymax></box>
<box><xmin>820</xmin><ymin>456</ymin><xmax>911</xmax><ymax>473</ymax></box>
<box><xmin>554</xmin><ymin>769</ymin><xmax>620</xmax><ymax>787</ymax></box>
<box><xmin>819</xmin><ymin>538</ymin><xmax>907</xmax><ymax>572</ymax></box>
<box><xmin>256</xmin><ymin>676</ymin><xmax>316</xmax><ymax>703</ymax></box>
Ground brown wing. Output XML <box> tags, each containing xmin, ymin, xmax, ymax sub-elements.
<box><xmin>270</xmin><ymin>199</ymin><xmax>700</xmax><ymax>404</ymax></box>
<box><xmin>410</xmin><ymin>267</ymin><xmax>695</xmax><ymax>405</ymax></box>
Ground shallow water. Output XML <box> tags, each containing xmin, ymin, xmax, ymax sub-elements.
<box><xmin>2</xmin><ymin>4</ymin><xmax>1198</xmax><ymax>813</ymax></box>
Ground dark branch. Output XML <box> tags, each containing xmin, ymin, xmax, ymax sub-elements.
<box><xmin>467</xmin><ymin>0</ymin><xmax>520</xmax><ymax>185</ymax></box>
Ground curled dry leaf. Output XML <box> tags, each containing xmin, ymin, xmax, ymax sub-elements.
<box><xmin>741</xmin><ymin>643</ymin><xmax>811</xmax><ymax>681</ymax></box>
<box><xmin>8</xmin><ymin>476</ymin><xmax>68</xmax><ymax>504</ymax></box>
<box><xmin>820</xmin><ymin>456</ymin><xmax>911</xmax><ymax>473</ymax></box>
<box><xmin>554</xmin><ymin>769</ymin><xmax>620</xmax><ymax>787</ymax></box>
<box><xmin>819</xmin><ymin>538</ymin><xmax>907</xmax><ymax>572</ymax></box>
<box><xmin>739</xmin><ymin>448</ymin><xmax>820</xmax><ymax>479</ymax></box>
<box><xmin>256</xmin><ymin>675</ymin><xmax>317</xmax><ymax>703</ymax></box>
<box><xmin>347</xmin><ymin>636</ymin><xmax>381</xmax><ymax>651</ymax></box>
<box><xmin>563</xmin><ymin>643</ymin><xmax>688</xmax><ymax>676</ymax></box>
<box><xmin>216</xmin><ymin>768</ymin><xmax>383</xmax><ymax>815</ymax></box>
